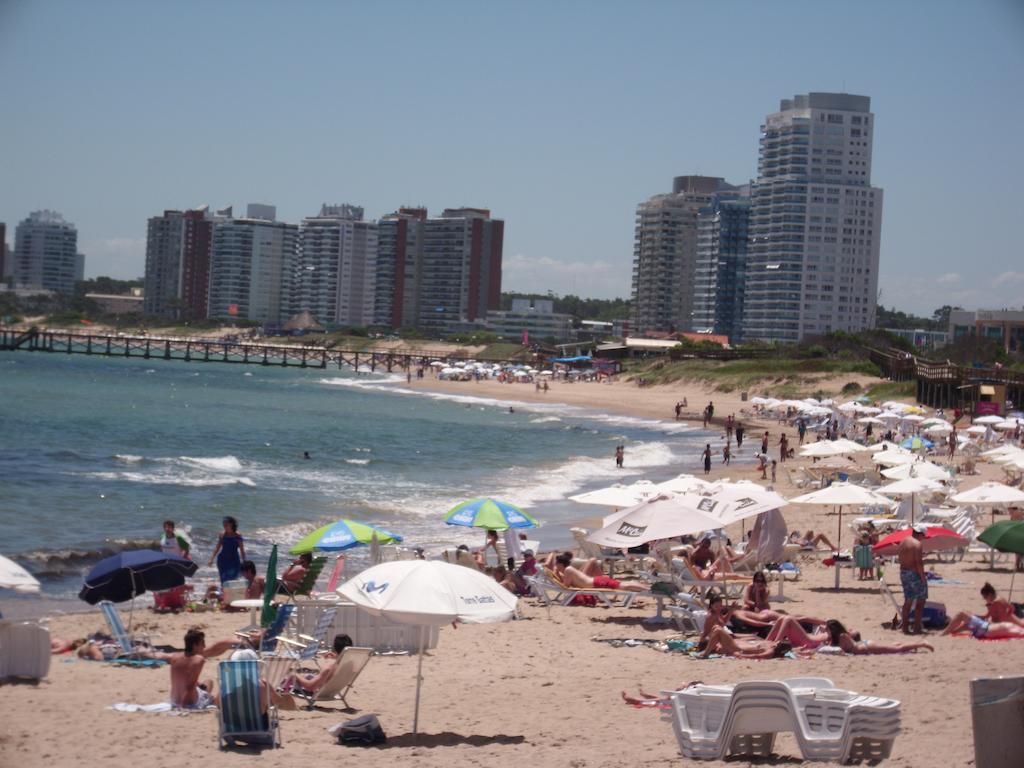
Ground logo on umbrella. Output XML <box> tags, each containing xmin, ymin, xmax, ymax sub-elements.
<box><xmin>363</xmin><ymin>580</ymin><xmax>389</xmax><ymax>594</ymax></box>
<box><xmin>617</xmin><ymin>522</ymin><xmax>647</xmax><ymax>538</ymax></box>
<box><xmin>697</xmin><ymin>498</ymin><xmax>720</xmax><ymax>513</ymax></box>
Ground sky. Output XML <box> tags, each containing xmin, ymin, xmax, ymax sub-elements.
<box><xmin>1</xmin><ymin>0</ymin><xmax>1022</xmax><ymax>316</ymax></box>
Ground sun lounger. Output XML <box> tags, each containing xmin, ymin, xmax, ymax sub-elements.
<box><xmin>0</xmin><ymin>621</ymin><xmax>51</xmax><ymax>681</ymax></box>
<box><xmin>570</xmin><ymin>528</ymin><xmax>628</xmax><ymax>574</ymax></box>
<box><xmin>99</xmin><ymin>600</ymin><xmax>150</xmax><ymax>656</ymax></box>
<box><xmin>529</xmin><ymin>568</ymin><xmax>649</xmax><ymax>609</ymax></box>
<box><xmin>672</xmin><ymin>559</ymin><xmax>750</xmax><ymax>600</ymax></box>
<box><xmin>217</xmin><ymin>659</ymin><xmax>280</xmax><ymax>748</ymax></box>
<box><xmin>292</xmin><ymin>646</ymin><xmax>373</xmax><ymax>710</ymax></box>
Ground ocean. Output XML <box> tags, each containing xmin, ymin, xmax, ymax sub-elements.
<box><xmin>0</xmin><ymin>351</ymin><xmax>716</xmax><ymax>616</ymax></box>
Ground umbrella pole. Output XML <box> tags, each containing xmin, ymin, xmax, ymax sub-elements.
<box><xmin>991</xmin><ymin>509</ymin><xmax>996</xmax><ymax>570</ymax></box>
<box><xmin>413</xmin><ymin>624</ymin><xmax>425</xmax><ymax>735</ymax></box>
<box><xmin>1010</xmin><ymin>570</ymin><xmax>1017</xmax><ymax>603</ymax></box>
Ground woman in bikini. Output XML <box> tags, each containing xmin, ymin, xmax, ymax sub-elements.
<box><xmin>827</xmin><ymin>619</ymin><xmax>934</xmax><ymax>654</ymax></box>
<box><xmin>700</xmin><ymin>625</ymin><xmax>795</xmax><ymax>659</ymax></box>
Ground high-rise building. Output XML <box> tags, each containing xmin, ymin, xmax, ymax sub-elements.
<box><xmin>692</xmin><ymin>193</ymin><xmax>751</xmax><ymax>343</ymax></box>
<box><xmin>143</xmin><ymin>207</ymin><xmax>215</xmax><ymax>319</ymax></box>
<box><xmin>293</xmin><ymin>204</ymin><xmax>379</xmax><ymax>327</ymax></box>
<box><xmin>207</xmin><ymin>205</ymin><xmax>298</xmax><ymax>324</ymax></box>
<box><xmin>631</xmin><ymin>176</ymin><xmax>739</xmax><ymax>335</ymax></box>
<box><xmin>418</xmin><ymin>208</ymin><xmax>503</xmax><ymax>334</ymax></box>
<box><xmin>0</xmin><ymin>222</ymin><xmax>7</xmax><ymax>282</ymax></box>
<box><xmin>11</xmin><ymin>210</ymin><xmax>80</xmax><ymax>294</ymax></box>
<box><xmin>742</xmin><ymin>92</ymin><xmax>883</xmax><ymax>342</ymax></box>
<box><xmin>375</xmin><ymin>207</ymin><xmax>426</xmax><ymax>329</ymax></box>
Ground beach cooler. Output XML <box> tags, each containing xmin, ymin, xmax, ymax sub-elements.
<box><xmin>921</xmin><ymin>601</ymin><xmax>947</xmax><ymax>629</ymax></box>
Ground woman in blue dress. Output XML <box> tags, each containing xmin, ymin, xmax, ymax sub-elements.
<box><xmin>208</xmin><ymin>516</ymin><xmax>246</xmax><ymax>584</ymax></box>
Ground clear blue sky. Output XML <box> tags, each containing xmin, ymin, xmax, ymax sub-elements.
<box><xmin>2</xmin><ymin>0</ymin><xmax>1022</xmax><ymax>316</ymax></box>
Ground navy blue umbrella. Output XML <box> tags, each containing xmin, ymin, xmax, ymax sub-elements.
<box><xmin>79</xmin><ymin>550</ymin><xmax>198</xmax><ymax>605</ymax></box>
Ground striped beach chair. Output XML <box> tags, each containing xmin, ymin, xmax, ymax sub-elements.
<box><xmin>99</xmin><ymin>601</ymin><xmax>150</xmax><ymax>656</ymax></box>
<box><xmin>217</xmin><ymin>659</ymin><xmax>280</xmax><ymax>749</ymax></box>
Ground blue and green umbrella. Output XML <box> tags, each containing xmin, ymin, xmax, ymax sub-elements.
<box><xmin>901</xmin><ymin>436</ymin><xmax>934</xmax><ymax>451</ymax></box>
<box><xmin>444</xmin><ymin>498</ymin><xmax>538</xmax><ymax>530</ymax></box>
<box><xmin>290</xmin><ymin>519</ymin><xmax>403</xmax><ymax>555</ymax></box>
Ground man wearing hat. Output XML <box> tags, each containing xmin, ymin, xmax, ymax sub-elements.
<box><xmin>898</xmin><ymin>525</ymin><xmax>928</xmax><ymax>634</ymax></box>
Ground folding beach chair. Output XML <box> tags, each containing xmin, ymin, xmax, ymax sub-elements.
<box><xmin>235</xmin><ymin>604</ymin><xmax>295</xmax><ymax>654</ymax></box>
<box><xmin>217</xmin><ymin>659</ymin><xmax>280</xmax><ymax>749</ymax></box>
<box><xmin>99</xmin><ymin>601</ymin><xmax>150</xmax><ymax>656</ymax></box>
<box><xmin>292</xmin><ymin>646</ymin><xmax>373</xmax><ymax>710</ymax></box>
<box><xmin>282</xmin><ymin>605</ymin><xmax>338</xmax><ymax>669</ymax></box>
<box><xmin>279</xmin><ymin>556</ymin><xmax>327</xmax><ymax>604</ymax></box>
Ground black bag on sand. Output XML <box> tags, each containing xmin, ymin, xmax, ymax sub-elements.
<box><xmin>335</xmin><ymin>715</ymin><xmax>386</xmax><ymax>746</ymax></box>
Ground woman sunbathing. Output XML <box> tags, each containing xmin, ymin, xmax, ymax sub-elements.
<box><xmin>700</xmin><ymin>626</ymin><xmax>795</xmax><ymax>659</ymax></box>
<box><xmin>545</xmin><ymin>552</ymin><xmax>648</xmax><ymax>592</ymax></box>
<box><xmin>941</xmin><ymin>612</ymin><xmax>1024</xmax><ymax>640</ymax></box>
<box><xmin>826</xmin><ymin>619</ymin><xmax>934</xmax><ymax>654</ymax></box>
<box><xmin>742</xmin><ymin>571</ymin><xmax>771</xmax><ymax>612</ymax></box>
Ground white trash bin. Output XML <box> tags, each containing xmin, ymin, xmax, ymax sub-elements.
<box><xmin>971</xmin><ymin>676</ymin><xmax>1024</xmax><ymax>768</ymax></box>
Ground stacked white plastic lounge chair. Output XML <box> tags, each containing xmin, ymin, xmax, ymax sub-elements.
<box><xmin>661</xmin><ymin>678</ymin><xmax>901</xmax><ymax>763</ymax></box>
<box><xmin>0</xmin><ymin>621</ymin><xmax>51</xmax><ymax>681</ymax></box>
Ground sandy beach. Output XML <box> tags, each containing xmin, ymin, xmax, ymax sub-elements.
<box><xmin>3</xmin><ymin>374</ymin><xmax>1020</xmax><ymax>768</ymax></box>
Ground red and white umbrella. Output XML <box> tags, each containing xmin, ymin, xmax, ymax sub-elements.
<box><xmin>872</xmin><ymin>526</ymin><xmax>966</xmax><ymax>557</ymax></box>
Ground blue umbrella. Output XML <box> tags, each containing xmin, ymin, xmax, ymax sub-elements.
<box><xmin>79</xmin><ymin>549</ymin><xmax>198</xmax><ymax>637</ymax></box>
<box><xmin>901</xmin><ymin>436</ymin><xmax>934</xmax><ymax>451</ymax></box>
<box><xmin>79</xmin><ymin>550</ymin><xmax>198</xmax><ymax>604</ymax></box>
<box><xmin>444</xmin><ymin>498</ymin><xmax>538</xmax><ymax>530</ymax></box>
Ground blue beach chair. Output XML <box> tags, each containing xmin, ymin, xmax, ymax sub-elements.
<box><xmin>234</xmin><ymin>604</ymin><xmax>295</xmax><ymax>653</ymax></box>
<box><xmin>217</xmin><ymin>659</ymin><xmax>280</xmax><ymax>749</ymax></box>
<box><xmin>285</xmin><ymin>606</ymin><xmax>338</xmax><ymax>669</ymax></box>
<box><xmin>99</xmin><ymin>600</ymin><xmax>150</xmax><ymax>656</ymax></box>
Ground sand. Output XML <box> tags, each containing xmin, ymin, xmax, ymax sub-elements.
<box><xmin>3</xmin><ymin>374</ymin><xmax>1020</xmax><ymax>768</ymax></box>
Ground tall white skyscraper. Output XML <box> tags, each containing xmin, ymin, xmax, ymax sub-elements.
<box><xmin>293</xmin><ymin>205</ymin><xmax>379</xmax><ymax>327</ymax></box>
<box><xmin>742</xmin><ymin>92</ymin><xmax>883</xmax><ymax>342</ymax></box>
<box><xmin>11</xmin><ymin>210</ymin><xmax>81</xmax><ymax>294</ymax></box>
<box><xmin>207</xmin><ymin>205</ymin><xmax>298</xmax><ymax>324</ymax></box>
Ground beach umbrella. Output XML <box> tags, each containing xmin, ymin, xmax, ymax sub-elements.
<box><xmin>952</xmin><ymin>483</ymin><xmax>1024</xmax><ymax>569</ymax></box>
<box><xmin>900</xmin><ymin>436</ymin><xmax>934</xmax><ymax>451</ymax></box>
<box><xmin>977</xmin><ymin>520</ymin><xmax>1024</xmax><ymax>599</ymax></box>
<box><xmin>881</xmin><ymin>461</ymin><xmax>950</xmax><ymax>482</ymax></box>
<box><xmin>588</xmin><ymin>494</ymin><xmax>724</xmax><ymax>549</ymax></box>
<box><xmin>872</xmin><ymin>526</ymin><xmax>967</xmax><ymax>557</ymax></box>
<box><xmin>290</xmin><ymin>519</ymin><xmax>403</xmax><ymax>554</ymax></box>
<box><xmin>867</xmin><ymin>440</ymin><xmax>906</xmax><ymax>452</ymax></box>
<box><xmin>655</xmin><ymin>474</ymin><xmax>721</xmax><ymax>495</ymax></box>
<box><xmin>569</xmin><ymin>480</ymin><xmax>658</xmax><ymax>508</ymax></box>
<box><xmin>338</xmin><ymin>560</ymin><xmax>517</xmax><ymax>733</ymax></box>
<box><xmin>924</xmin><ymin>424</ymin><xmax>954</xmax><ymax>436</ymax></box>
<box><xmin>260</xmin><ymin>544</ymin><xmax>278</xmax><ymax>628</ymax></box>
<box><xmin>878</xmin><ymin>476</ymin><xmax>946</xmax><ymax>524</ymax></box>
<box><xmin>872</xmin><ymin>450</ymin><xmax>918</xmax><ymax>467</ymax></box>
<box><xmin>789</xmin><ymin>483</ymin><xmax>894</xmax><ymax>579</ymax></box>
<box><xmin>695</xmin><ymin>483</ymin><xmax>790</xmax><ymax>527</ymax></box>
<box><xmin>800</xmin><ymin>439</ymin><xmax>868</xmax><ymax>458</ymax></box>
<box><xmin>974</xmin><ymin>415</ymin><xmax>1006</xmax><ymax>425</ymax></box>
<box><xmin>444</xmin><ymin>498</ymin><xmax>538</xmax><ymax>530</ymax></box>
<box><xmin>857</xmin><ymin>416</ymin><xmax>886</xmax><ymax>425</ymax></box>
<box><xmin>965</xmin><ymin>425</ymin><xmax>988</xmax><ymax>435</ymax></box>
<box><xmin>79</xmin><ymin>550</ymin><xmax>198</xmax><ymax>636</ymax></box>
<box><xmin>0</xmin><ymin>554</ymin><xmax>40</xmax><ymax>594</ymax></box>
<box><xmin>995</xmin><ymin>418</ymin><xmax>1024</xmax><ymax>431</ymax></box>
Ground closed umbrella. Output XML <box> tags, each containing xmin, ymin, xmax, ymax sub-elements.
<box><xmin>0</xmin><ymin>554</ymin><xmax>40</xmax><ymax>593</ymax></box>
<box><xmin>338</xmin><ymin>560</ymin><xmax>517</xmax><ymax>733</ymax></box>
<box><xmin>260</xmin><ymin>544</ymin><xmax>278</xmax><ymax>628</ymax></box>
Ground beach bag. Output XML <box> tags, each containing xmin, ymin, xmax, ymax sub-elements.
<box><xmin>650</xmin><ymin>581</ymin><xmax>676</xmax><ymax>596</ymax></box>
<box><xmin>922</xmin><ymin>601</ymin><xmax>947</xmax><ymax>629</ymax></box>
<box><xmin>335</xmin><ymin>715</ymin><xmax>386</xmax><ymax>747</ymax></box>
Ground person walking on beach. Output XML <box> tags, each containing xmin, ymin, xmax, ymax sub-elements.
<box><xmin>702</xmin><ymin>405</ymin><xmax>710</xmax><ymax>429</ymax></box>
<box><xmin>725</xmin><ymin>414</ymin><xmax>734</xmax><ymax>442</ymax></box>
<box><xmin>735</xmin><ymin>422</ymin><xmax>744</xmax><ymax>449</ymax></box>
<box><xmin>778</xmin><ymin>433</ymin><xmax>789</xmax><ymax>463</ymax></box>
<box><xmin>761</xmin><ymin>431</ymin><xmax>769</xmax><ymax>455</ymax></box>
<box><xmin>948</xmin><ymin>431</ymin><xmax>956</xmax><ymax>460</ymax></box>
<box><xmin>771</xmin><ymin>460</ymin><xmax>777</xmax><ymax>484</ymax></box>
<box><xmin>674</xmin><ymin>401</ymin><xmax>682</xmax><ymax>420</ymax></box>
<box><xmin>702</xmin><ymin>444</ymin><xmax>713</xmax><ymax>475</ymax></box>
<box><xmin>797</xmin><ymin>418</ymin><xmax>807</xmax><ymax>445</ymax></box>
<box><xmin>160</xmin><ymin>520</ymin><xmax>190</xmax><ymax>559</ymax></box>
<box><xmin>208</xmin><ymin>516</ymin><xmax>246</xmax><ymax>584</ymax></box>
<box><xmin>615</xmin><ymin>445</ymin><xmax>624</xmax><ymax>468</ymax></box>
<box><xmin>722</xmin><ymin>443</ymin><xmax>731</xmax><ymax>465</ymax></box>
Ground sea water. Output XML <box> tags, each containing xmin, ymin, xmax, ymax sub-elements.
<box><xmin>0</xmin><ymin>351</ymin><xmax>716</xmax><ymax>613</ymax></box>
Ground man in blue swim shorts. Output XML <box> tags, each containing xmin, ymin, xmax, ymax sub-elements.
<box><xmin>898</xmin><ymin>525</ymin><xmax>928</xmax><ymax>634</ymax></box>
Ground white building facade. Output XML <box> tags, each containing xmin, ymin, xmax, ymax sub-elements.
<box><xmin>742</xmin><ymin>92</ymin><xmax>883</xmax><ymax>342</ymax></box>
<box><xmin>11</xmin><ymin>210</ymin><xmax>81</xmax><ymax>294</ymax></box>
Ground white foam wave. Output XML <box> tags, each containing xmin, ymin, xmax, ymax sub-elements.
<box><xmin>317</xmin><ymin>373</ymin><xmax>406</xmax><ymax>391</ymax></box>
<box><xmin>179</xmin><ymin>456</ymin><xmax>243</xmax><ymax>472</ymax></box>
<box><xmin>114</xmin><ymin>454</ymin><xmax>143</xmax><ymax>463</ymax></box>
<box><xmin>530</xmin><ymin>416</ymin><xmax>562</xmax><ymax>424</ymax></box>
<box><xmin>84</xmin><ymin>471</ymin><xmax>256</xmax><ymax>488</ymax></box>
<box><xmin>345</xmin><ymin>458</ymin><xmax>370</xmax><ymax>465</ymax></box>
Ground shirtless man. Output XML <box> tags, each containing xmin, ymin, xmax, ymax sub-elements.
<box><xmin>241</xmin><ymin>560</ymin><xmax>265</xmax><ymax>599</ymax></box>
<box><xmin>279</xmin><ymin>553</ymin><xmax>311</xmax><ymax>594</ymax></box>
<box><xmin>151</xmin><ymin>628</ymin><xmax>237</xmax><ymax>709</ymax></box>
<box><xmin>546</xmin><ymin>552</ymin><xmax>647</xmax><ymax>592</ymax></box>
<box><xmin>942</xmin><ymin>582</ymin><xmax>1024</xmax><ymax>638</ymax></box>
<box><xmin>898</xmin><ymin>525</ymin><xmax>928</xmax><ymax>634</ymax></box>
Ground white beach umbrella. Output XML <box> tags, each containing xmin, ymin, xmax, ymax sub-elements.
<box><xmin>655</xmin><ymin>474</ymin><xmax>721</xmax><ymax>495</ymax></box>
<box><xmin>859</xmin><ymin>406</ymin><xmax>882</xmax><ymax>415</ymax></box>
<box><xmin>901</xmin><ymin>414</ymin><xmax>926</xmax><ymax>423</ymax></box>
<box><xmin>857</xmin><ymin>416</ymin><xmax>886</xmax><ymax>425</ymax></box>
<box><xmin>868</xmin><ymin>440</ymin><xmax>906</xmax><ymax>452</ymax></box>
<box><xmin>876</xmin><ymin>412</ymin><xmax>904</xmax><ymax>422</ymax></box>
<box><xmin>690</xmin><ymin>482</ymin><xmax>790</xmax><ymax>527</ymax></box>
<box><xmin>981</xmin><ymin>445</ymin><xmax>1020</xmax><ymax>458</ymax></box>
<box><xmin>881</xmin><ymin>461</ymin><xmax>950</xmax><ymax>481</ymax></box>
<box><xmin>338</xmin><ymin>560</ymin><xmax>517</xmax><ymax>733</ymax></box>
<box><xmin>974</xmin><ymin>415</ymin><xmax>1005</xmax><ymax>425</ymax></box>
<box><xmin>873</xmin><ymin>450</ymin><xmax>918</xmax><ymax>467</ymax></box>
<box><xmin>0</xmin><ymin>554</ymin><xmax>40</xmax><ymax>593</ymax></box>
<box><xmin>800</xmin><ymin>438</ymin><xmax>870</xmax><ymax>458</ymax></box>
<box><xmin>878</xmin><ymin>476</ymin><xmax>946</xmax><ymax>525</ymax></box>
<box><xmin>750</xmin><ymin>396</ymin><xmax>771</xmax><ymax>405</ymax></box>
<box><xmin>995</xmin><ymin>419</ymin><xmax>1024</xmax><ymax>431</ymax></box>
<box><xmin>992</xmin><ymin>450</ymin><xmax>1024</xmax><ymax>465</ymax></box>
<box><xmin>789</xmin><ymin>482</ymin><xmax>894</xmax><ymax>560</ymax></box>
<box><xmin>569</xmin><ymin>480</ymin><xmax>659</xmax><ymax>508</ymax></box>
<box><xmin>952</xmin><ymin>482</ymin><xmax>1024</xmax><ymax>506</ymax></box>
<box><xmin>924</xmin><ymin>424</ymin><xmax>954</xmax><ymax>435</ymax></box>
<box><xmin>965</xmin><ymin>425</ymin><xmax>989</xmax><ymax>435</ymax></box>
<box><xmin>587</xmin><ymin>494</ymin><xmax>723</xmax><ymax>549</ymax></box>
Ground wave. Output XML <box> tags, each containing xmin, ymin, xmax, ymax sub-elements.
<box><xmin>84</xmin><ymin>471</ymin><xmax>256</xmax><ymax>488</ymax></box>
<box><xmin>345</xmin><ymin>458</ymin><xmax>371</xmax><ymax>465</ymax></box>
<box><xmin>530</xmin><ymin>416</ymin><xmax>562</xmax><ymax>424</ymax></box>
<box><xmin>114</xmin><ymin>454</ymin><xmax>143</xmax><ymax>463</ymax></box>
<box><xmin>17</xmin><ymin>538</ymin><xmax>160</xmax><ymax>578</ymax></box>
<box><xmin>179</xmin><ymin>455</ymin><xmax>243</xmax><ymax>472</ymax></box>
<box><xmin>317</xmin><ymin>373</ymin><xmax>406</xmax><ymax>391</ymax></box>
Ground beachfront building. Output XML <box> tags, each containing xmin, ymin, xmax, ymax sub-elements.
<box><xmin>486</xmin><ymin>298</ymin><xmax>573</xmax><ymax>343</ymax></box>
<box><xmin>143</xmin><ymin>207</ymin><xmax>215</xmax><ymax>319</ymax></box>
<box><xmin>742</xmin><ymin>92</ymin><xmax>883</xmax><ymax>343</ymax></box>
<box><xmin>293</xmin><ymin>205</ymin><xmax>379</xmax><ymax>327</ymax></box>
<box><xmin>10</xmin><ymin>210</ymin><xmax>81</xmax><ymax>294</ymax></box>
<box><xmin>375</xmin><ymin>207</ymin><xmax>427</xmax><ymax>329</ymax></box>
<box><xmin>417</xmin><ymin>208</ymin><xmax>504</xmax><ymax>334</ymax></box>
<box><xmin>692</xmin><ymin>193</ymin><xmax>751</xmax><ymax>343</ymax></box>
<box><xmin>631</xmin><ymin>176</ymin><xmax>740</xmax><ymax>335</ymax></box>
<box><xmin>207</xmin><ymin>205</ymin><xmax>298</xmax><ymax>324</ymax></box>
<box><xmin>0</xmin><ymin>223</ymin><xmax>7</xmax><ymax>283</ymax></box>
<box><xmin>949</xmin><ymin>309</ymin><xmax>1024</xmax><ymax>353</ymax></box>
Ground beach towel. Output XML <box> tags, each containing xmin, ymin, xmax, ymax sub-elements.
<box><xmin>106</xmin><ymin>658</ymin><xmax>168</xmax><ymax>668</ymax></box>
<box><xmin>108</xmin><ymin>702</ymin><xmax>174</xmax><ymax>713</ymax></box>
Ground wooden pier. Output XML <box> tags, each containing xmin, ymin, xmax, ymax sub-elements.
<box><xmin>0</xmin><ymin>329</ymin><xmax>517</xmax><ymax>373</ymax></box>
